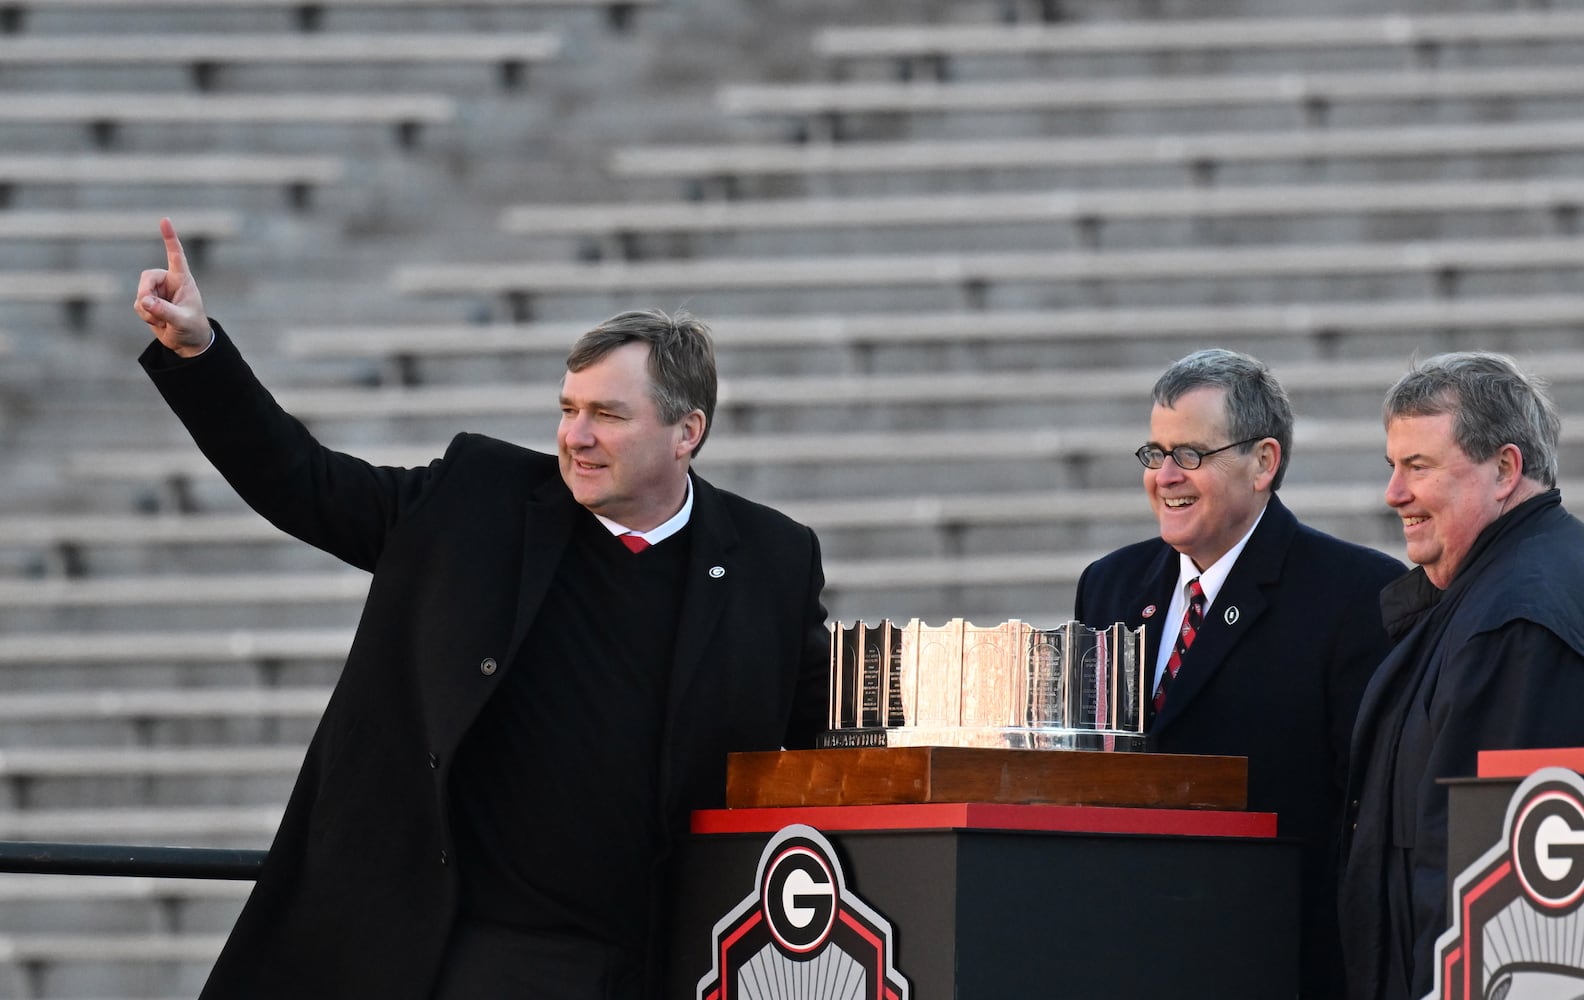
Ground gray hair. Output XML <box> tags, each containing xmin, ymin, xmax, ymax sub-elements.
<box><xmin>566</xmin><ymin>308</ymin><xmax>718</xmax><ymax>456</ymax></box>
<box><xmin>1152</xmin><ymin>348</ymin><xmax>1295</xmax><ymax>490</ymax></box>
<box><xmin>1383</xmin><ymin>351</ymin><xmax>1559</xmax><ymax>488</ymax></box>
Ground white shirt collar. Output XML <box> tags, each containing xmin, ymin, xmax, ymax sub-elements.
<box><xmin>593</xmin><ymin>474</ymin><xmax>694</xmax><ymax>546</ymax></box>
<box><xmin>1152</xmin><ymin>501</ymin><xmax>1269</xmax><ymax>687</ymax></box>
<box><xmin>1175</xmin><ymin>500</ymin><xmax>1269</xmax><ymax>609</ymax></box>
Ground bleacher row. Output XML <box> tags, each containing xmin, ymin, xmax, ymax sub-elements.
<box><xmin>3</xmin><ymin>0</ymin><xmax>1584</xmax><ymax>996</ymax></box>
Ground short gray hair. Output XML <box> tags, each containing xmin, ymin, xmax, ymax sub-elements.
<box><xmin>1152</xmin><ymin>348</ymin><xmax>1294</xmax><ymax>490</ymax></box>
<box><xmin>566</xmin><ymin>308</ymin><xmax>718</xmax><ymax>456</ymax></box>
<box><xmin>1383</xmin><ymin>351</ymin><xmax>1559</xmax><ymax>488</ymax></box>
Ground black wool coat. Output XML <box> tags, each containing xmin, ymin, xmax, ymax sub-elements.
<box><xmin>1074</xmin><ymin>494</ymin><xmax>1403</xmax><ymax>999</ymax></box>
<box><xmin>141</xmin><ymin>326</ymin><xmax>830</xmax><ymax>999</ymax></box>
<box><xmin>1339</xmin><ymin>490</ymin><xmax>1584</xmax><ymax>1000</ymax></box>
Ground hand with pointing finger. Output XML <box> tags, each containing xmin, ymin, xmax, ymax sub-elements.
<box><xmin>134</xmin><ymin>217</ymin><xmax>211</xmax><ymax>357</ymax></box>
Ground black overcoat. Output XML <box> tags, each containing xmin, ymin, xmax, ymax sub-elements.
<box><xmin>141</xmin><ymin>326</ymin><xmax>829</xmax><ymax>999</ymax></box>
<box><xmin>1074</xmin><ymin>494</ymin><xmax>1402</xmax><ymax>998</ymax></box>
<box><xmin>1339</xmin><ymin>491</ymin><xmax>1584</xmax><ymax>1000</ymax></box>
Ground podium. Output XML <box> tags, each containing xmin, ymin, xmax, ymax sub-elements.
<box><xmin>666</xmin><ymin>748</ymin><xmax>1300</xmax><ymax>999</ymax></box>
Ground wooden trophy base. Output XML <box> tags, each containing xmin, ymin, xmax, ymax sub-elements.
<box><xmin>725</xmin><ymin>745</ymin><xmax>1247</xmax><ymax>810</ymax></box>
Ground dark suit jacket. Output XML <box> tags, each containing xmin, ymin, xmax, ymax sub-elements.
<box><xmin>141</xmin><ymin>326</ymin><xmax>829</xmax><ymax>1000</ymax></box>
<box><xmin>1074</xmin><ymin>494</ymin><xmax>1401</xmax><ymax>998</ymax></box>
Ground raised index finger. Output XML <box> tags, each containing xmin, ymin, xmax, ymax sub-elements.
<box><xmin>160</xmin><ymin>216</ymin><xmax>189</xmax><ymax>277</ymax></box>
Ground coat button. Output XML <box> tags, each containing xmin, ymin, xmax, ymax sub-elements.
<box><xmin>428</xmin><ymin>752</ymin><xmax>439</xmax><ymax>769</ymax></box>
<box><xmin>479</xmin><ymin>657</ymin><xmax>497</xmax><ymax>676</ymax></box>
<box><xmin>439</xmin><ymin>850</ymin><xmax>448</xmax><ymax>866</ymax></box>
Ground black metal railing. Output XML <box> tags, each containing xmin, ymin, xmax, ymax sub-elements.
<box><xmin>0</xmin><ymin>841</ymin><xmax>264</xmax><ymax>879</ymax></box>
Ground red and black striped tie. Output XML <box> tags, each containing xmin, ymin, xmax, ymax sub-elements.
<box><xmin>1153</xmin><ymin>577</ymin><xmax>1205</xmax><ymax>716</ymax></box>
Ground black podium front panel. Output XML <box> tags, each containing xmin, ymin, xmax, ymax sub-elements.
<box><xmin>667</xmin><ymin>805</ymin><xmax>1298</xmax><ymax>999</ymax></box>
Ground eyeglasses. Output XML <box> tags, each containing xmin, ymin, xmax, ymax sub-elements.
<box><xmin>1135</xmin><ymin>436</ymin><xmax>1267</xmax><ymax>470</ymax></box>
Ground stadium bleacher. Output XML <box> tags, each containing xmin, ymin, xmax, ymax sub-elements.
<box><xmin>2</xmin><ymin>0</ymin><xmax>1584</xmax><ymax>994</ymax></box>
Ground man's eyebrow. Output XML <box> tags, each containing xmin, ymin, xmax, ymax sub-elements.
<box><xmin>560</xmin><ymin>394</ymin><xmax>632</xmax><ymax>412</ymax></box>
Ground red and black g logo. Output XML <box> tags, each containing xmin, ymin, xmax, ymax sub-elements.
<box><xmin>762</xmin><ymin>840</ymin><xmax>839</xmax><ymax>954</ymax></box>
<box><xmin>1512</xmin><ymin>778</ymin><xmax>1584</xmax><ymax>914</ymax></box>
<box><xmin>698</xmin><ymin>824</ymin><xmax>909</xmax><ymax>1000</ymax></box>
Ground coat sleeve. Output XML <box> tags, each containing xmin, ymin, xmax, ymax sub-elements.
<box><xmin>1323</xmin><ymin>555</ymin><xmax>1401</xmax><ymax>793</ymax></box>
<box><xmin>1408</xmin><ymin>620</ymin><xmax>1584</xmax><ymax>997</ymax></box>
<box><xmin>140</xmin><ymin>322</ymin><xmax>442</xmax><ymax>572</ymax></box>
<box><xmin>783</xmin><ymin>525</ymin><xmax>831</xmax><ymax>750</ymax></box>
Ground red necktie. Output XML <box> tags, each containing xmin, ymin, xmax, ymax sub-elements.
<box><xmin>1152</xmin><ymin>577</ymin><xmax>1205</xmax><ymax>715</ymax></box>
<box><xmin>619</xmin><ymin>533</ymin><xmax>651</xmax><ymax>553</ymax></box>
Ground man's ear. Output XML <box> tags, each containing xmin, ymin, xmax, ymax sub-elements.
<box><xmin>1493</xmin><ymin>442</ymin><xmax>1526</xmax><ymax>500</ymax></box>
<box><xmin>1253</xmin><ymin>438</ymin><xmax>1281</xmax><ymax>492</ymax></box>
<box><xmin>676</xmin><ymin>410</ymin><xmax>706</xmax><ymax>459</ymax></box>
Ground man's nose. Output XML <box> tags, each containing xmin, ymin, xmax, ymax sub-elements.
<box><xmin>562</xmin><ymin>414</ymin><xmax>594</xmax><ymax>447</ymax></box>
<box><xmin>1155</xmin><ymin>456</ymin><xmax>1188</xmax><ymax>484</ymax></box>
<box><xmin>1384</xmin><ymin>467</ymin><xmax>1408</xmax><ymax>507</ymax></box>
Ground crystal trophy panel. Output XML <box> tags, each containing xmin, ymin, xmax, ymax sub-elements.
<box><xmin>823</xmin><ymin>619</ymin><xmax>1147</xmax><ymax>751</ymax></box>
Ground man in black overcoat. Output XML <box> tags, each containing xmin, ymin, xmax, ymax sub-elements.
<box><xmin>1073</xmin><ymin>349</ymin><xmax>1402</xmax><ymax>998</ymax></box>
<box><xmin>1340</xmin><ymin>352</ymin><xmax>1584</xmax><ymax>1000</ymax></box>
<box><xmin>134</xmin><ymin>219</ymin><xmax>829</xmax><ymax>999</ymax></box>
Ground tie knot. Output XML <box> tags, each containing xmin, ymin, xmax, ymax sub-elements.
<box><xmin>619</xmin><ymin>533</ymin><xmax>651</xmax><ymax>554</ymax></box>
<box><xmin>1187</xmin><ymin>577</ymin><xmax>1204</xmax><ymax>601</ymax></box>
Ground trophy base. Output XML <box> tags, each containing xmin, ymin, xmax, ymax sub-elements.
<box><xmin>816</xmin><ymin>726</ymin><xmax>1147</xmax><ymax>753</ymax></box>
<box><xmin>726</xmin><ymin>746</ymin><xmax>1248</xmax><ymax>809</ymax></box>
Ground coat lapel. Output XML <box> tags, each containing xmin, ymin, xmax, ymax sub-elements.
<box><xmin>505</xmin><ymin>477</ymin><xmax>579</xmax><ymax>665</ymax></box>
<box><xmin>1133</xmin><ymin>546</ymin><xmax>1181</xmax><ymax>672</ymax></box>
<box><xmin>666</xmin><ymin>475</ymin><xmax>737</xmax><ymax>720</ymax></box>
<box><xmin>1151</xmin><ymin>494</ymin><xmax>1295</xmax><ymax>733</ymax></box>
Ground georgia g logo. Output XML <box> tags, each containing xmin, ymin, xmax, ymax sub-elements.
<box><xmin>1511</xmin><ymin>779</ymin><xmax>1584</xmax><ymax>914</ymax></box>
<box><xmin>1429</xmin><ymin>767</ymin><xmax>1584</xmax><ymax>1000</ymax></box>
<box><xmin>698</xmin><ymin>824</ymin><xmax>909</xmax><ymax>1000</ymax></box>
<box><xmin>763</xmin><ymin>843</ymin><xmax>838</xmax><ymax>953</ymax></box>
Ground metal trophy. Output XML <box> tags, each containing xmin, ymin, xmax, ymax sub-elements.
<box><xmin>822</xmin><ymin>619</ymin><xmax>1148</xmax><ymax>752</ymax></box>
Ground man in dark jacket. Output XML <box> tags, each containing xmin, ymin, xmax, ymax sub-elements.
<box><xmin>1075</xmin><ymin>348</ymin><xmax>1402</xmax><ymax>998</ymax></box>
<box><xmin>134</xmin><ymin>219</ymin><xmax>829</xmax><ymax>999</ymax></box>
<box><xmin>1339</xmin><ymin>351</ymin><xmax>1584</xmax><ymax>1000</ymax></box>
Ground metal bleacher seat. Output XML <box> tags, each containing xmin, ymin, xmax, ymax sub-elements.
<box><xmin>498</xmin><ymin>178</ymin><xmax>1584</xmax><ymax>259</ymax></box>
<box><xmin>0</xmin><ymin>92</ymin><xmax>456</xmax><ymax>128</ymax></box>
<box><xmin>0</xmin><ymin>210</ymin><xmax>241</xmax><ymax>242</ymax></box>
<box><xmin>0</xmin><ymin>32</ymin><xmax>563</xmax><ymax>90</ymax></box>
<box><xmin>12</xmin><ymin>0</ymin><xmax>653</xmax><ymax>15</ymax></box>
<box><xmin>0</xmin><ymin>154</ymin><xmax>344</xmax><ymax>211</ymax></box>
<box><xmin>0</xmin><ymin>628</ymin><xmax>353</xmax><ymax>666</ymax></box>
<box><xmin>0</xmin><ymin>805</ymin><xmax>281</xmax><ymax>845</ymax></box>
<box><xmin>813</xmin><ymin>10</ymin><xmax>1584</xmax><ymax>67</ymax></box>
<box><xmin>0</xmin><ymin>272</ymin><xmax>114</xmax><ymax>303</ymax></box>
<box><xmin>388</xmin><ymin>236</ymin><xmax>1584</xmax><ymax>319</ymax></box>
<box><xmin>280</xmin><ymin>295</ymin><xmax>1584</xmax><ymax>370</ymax></box>
<box><xmin>608</xmin><ymin>117</ymin><xmax>1584</xmax><ymax>186</ymax></box>
<box><xmin>185</xmin><ymin>349</ymin><xmax>1584</xmax><ymax>422</ymax></box>
<box><xmin>716</xmin><ymin>65</ymin><xmax>1584</xmax><ymax>121</ymax></box>
<box><xmin>0</xmin><ymin>272</ymin><xmax>116</xmax><ymax>331</ymax></box>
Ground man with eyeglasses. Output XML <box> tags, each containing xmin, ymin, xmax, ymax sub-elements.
<box><xmin>1073</xmin><ymin>348</ymin><xmax>1402</xmax><ymax>999</ymax></box>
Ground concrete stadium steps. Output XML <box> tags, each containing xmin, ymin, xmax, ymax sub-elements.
<box><xmin>41</xmin><ymin>348</ymin><xmax>1575</xmax><ymax>441</ymax></box>
<box><xmin>608</xmin><ymin>119</ymin><xmax>1584</xmax><ymax>201</ymax></box>
<box><xmin>0</xmin><ymin>686</ymin><xmax>330</xmax><ymax>750</ymax></box>
<box><xmin>276</xmin><ymin>296</ymin><xmax>1584</xmax><ymax>384</ymax></box>
<box><xmin>1</xmin><ymin>0</ymin><xmax>1583</xmax><ymax>995</ymax></box>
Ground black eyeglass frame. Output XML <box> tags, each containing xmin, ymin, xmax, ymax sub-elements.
<box><xmin>1134</xmin><ymin>436</ymin><xmax>1268</xmax><ymax>470</ymax></box>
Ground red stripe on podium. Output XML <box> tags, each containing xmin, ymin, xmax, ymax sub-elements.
<box><xmin>1476</xmin><ymin>746</ymin><xmax>1584</xmax><ymax>778</ymax></box>
<box><xmin>691</xmin><ymin>802</ymin><xmax>1276</xmax><ymax>838</ymax></box>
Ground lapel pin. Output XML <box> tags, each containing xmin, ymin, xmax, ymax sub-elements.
<box><xmin>1223</xmin><ymin>606</ymin><xmax>1240</xmax><ymax>625</ymax></box>
<box><xmin>709</xmin><ymin>566</ymin><xmax>726</xmax><ymax>579</ymax></box>
<box><xmin>1142</xmin><ymin>604</ymin><xmax>1157</xmax><ymax>618</ymax></box>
